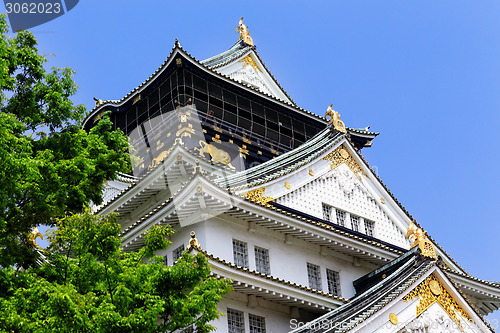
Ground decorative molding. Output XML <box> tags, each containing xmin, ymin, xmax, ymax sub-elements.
<box><xmin>389</xmin><ymin>313</ymin><xmax>398</xmax><ymax>325</ymax></box>
<box><xmin>406</xmin><ymin>222</ymin><xmax>438</xmax><ymax>260</ymax></box>
<box><xmin>322</xmin><ymin>145</ymin><xmax>366</xmax><ymax>180</ymax></box>
<box><xmin>235</xmin><ymin>17</ymin><xmax>254</xmax><ymax>46</ymax></box>
<box><xmin>195</xmin><ymin>141</ymin><xmax>235</xmax><ymax>169</ymax></box>
<box><xmin>403</xmin><ymin>274</ymin><xmax>470</xmax><ymax>329</ymax></box>
<box><xmin>239</xmin><ymin>55</ymin><xmax>261</xmax><ymax>73</ymax></box>
<box><xmin>212</xmin><ymin>134</ymin><xmax>221</xmax><ymax>144</ymax></box>
<box><xmin>324</xmin><ymin>104</ymin><xmax>346</xmax><ymax>133</ymax></box>
<box><xmin>239</xmin><ymin>145</ymin><xmax>249</xmax><ymax>158</ymax></box>
<box><xmin>148</xmin><ymin>147</ymin><xmax>175</xmax><ymax>170</ymax></box>
<box><xmin>176</xmin><ymin>123</ymin><xmax>195</xmax><ymax>138</ymax></box>
<box><xmin>245</xmin><ymin>187</ymin><xmax>274</xmax><ymax>205</ymax></box>
<box><xmin>132</xmin><ymin>94</ymin><xmax>141</xmax><ymax>105</ymax></box>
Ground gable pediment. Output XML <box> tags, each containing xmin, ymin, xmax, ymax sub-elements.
<box><xmin>209</xmin><ymin>51</ymin><xmax>293</xmax><ymax>104</ymax></box>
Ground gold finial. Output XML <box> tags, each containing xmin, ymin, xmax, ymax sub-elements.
<box><xmin>93</xmin><ymin>97</ymin><xmax>104</xmax><ymax>107</ymax></box>
<box><xmin>324</xmin><ymin>104</ymin><xmax>346</xmax><ymax>133</ymax></box>
<box><xmin>189</xmin><ymin>231</ymin><xmax>200</xmax><ymax>248</ymax></box>
<box><xmin>235</xmin><ymin>17</ymin><xmax>254</xmax><ymax>46</ymax></box>
<box><xmin>406</xmin><ymin>221</ymin><xmax>437</xmax><ymax>259</ymax></box>
<box><xmin>29</xmin><ymin>227</ymin><xmax>43</xmax><ymax>249</ymax></box>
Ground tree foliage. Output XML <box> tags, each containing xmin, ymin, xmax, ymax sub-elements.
<box><xmin>0</xmin><ymin>14</ymin><xmax>130</xmax><ymax>267</ymax></box>
<box><xmin>0</xmin><ymin>15</ymin><xmax>232</xmax><ymax>332</ymax></box>
<box><xmin>0</xmin><ymin>213</ymin><xmax>232</xmax><ymax>332</ymax></box>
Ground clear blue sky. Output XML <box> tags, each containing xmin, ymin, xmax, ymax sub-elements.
<box><xmin>4</xmin><ymin>0</ymin><xmax>499</xmax><ymax>319</ymax></box>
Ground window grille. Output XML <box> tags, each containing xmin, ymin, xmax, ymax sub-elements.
<box><xmin>233</xmin><ymin>239</ymin><xmax>249</xmax><ymax>268</ymax></box>
<box><xmin>322</xmin><ymin>203</ymin><xmax>332</xmax><ymax>222</ymax></box>
<box><xmin>249</xmin><ymin>314</ymin><xmax>266</xmax><ymax>333</ymax></box>
<box><xmin>350</xmin><ymin>214</ymin><xmax>360</xmax><ymax>232</ymax></box>
<box><xmin>227</xmin><ymin>308</ymin><xmax>245</xmax><ymax>333</ymax></box>
<box><xmin>336</xmin><ymin>209</ymin><xmax>346</xmax><ymax>227</ymax></box>
<box><xmin>364</xmin><ymin>219</ymin><xmax>375</xmax><ymax>237</ymax></box>
<box><xmin>326</xmin><ymin>269</ymin><xmax>341</xmax><ymax>296</ymax></box>
<box><xmin>307</xmin><ymin>263</ymin><xmax>322</xmax><ymax>291</ymax></box>
<box><xmin>173</xmin><ymin>244</ymin><xmax>184</xmax><ymax>262</ymax></box>
<box><xmin>254</xmin><ymin>246</ymin><xmax>270</xmax><ymax>275</ymax></box>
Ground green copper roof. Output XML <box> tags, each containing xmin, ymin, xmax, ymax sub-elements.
<box><xmin>214</xmin><ymin>125</ymin><xmax>343</xmax><ymax>189</ymax></box>
<box><xmin>201</xmin><ymin>40</ymin><xmax>253</xmax><ymax>69</ymax></box>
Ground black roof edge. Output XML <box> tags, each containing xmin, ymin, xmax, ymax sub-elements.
<box><xmin>270</xmin><ymin>201</ymin><xmax>408</xmax><ymax>253</ymax></box>
<box><xmin>353</xmin><ymin>247</ymin><xmax>424</xmax><ymax>296</ymax></box>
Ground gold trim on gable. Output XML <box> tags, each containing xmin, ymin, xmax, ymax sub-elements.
<box><xmin>403</xmin><ymin>274</ymin><xmax>470</xmax><ymax>329</ymax></box>
<box><xmin>245</xmin><ymin>187</ymin><xmax>274</xmax><ymax>205</ymax></box>
<box><xmin>322</xmin><ymin>145</ymin><xmax>366</xmax><ymax>180</ymax></box>
<box><xmin>239</xmin><ymin>55</ymin><xmax>262</xmax><ymax>73</ymax></box>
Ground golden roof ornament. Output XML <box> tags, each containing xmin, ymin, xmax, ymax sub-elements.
<box><xmin>29</xmin><ymin>227</ymin><xmax>43</xmax><ymax>249</ymax></box>
<box><xmin>189</xmin><ymin>231</ymin><xmax>200</xmax><ymax>249</ymax></box>
<box><xmin>406</xmin><ymin>221</ymin><xmax>438</xmax><ymax>260</ymax></box>
<box><xmin>93</xmin><ymin>97</ymin><xmax>104</xmax><ymax>107</ymax></box>
<box><xmin>236</xmin><ymin>17</ymin><xmax>254</xmax><ymax>46</ymax></box>
<box><xmin>324</xmin><ymin>104</ymin><xmax>346</xmax><ymax>133</ymax></box>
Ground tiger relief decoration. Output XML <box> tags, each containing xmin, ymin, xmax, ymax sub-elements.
<box><xmin>195</xmin><ymin>141</ymin><xmax>236</xmax><ymax>170</ymax></box>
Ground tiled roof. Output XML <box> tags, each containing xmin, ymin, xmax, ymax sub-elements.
<box><xmin>347</xmin><ymin>127</ymin><xmax>380</xmax><ymax>136</ymax></box>
<box><xmin>290</xmin><ymin>249</ymin><xmax>436</xmax><ymax>333</ymax></box>
<box><xmin>216</xmin><ymin>125</ymin><xmax>343</xmax><ymax>189</ymax></box>
<box><xmin>190</xmin><ymin>247</ymin><xmax>348</xmax><ymax>304</ymax></box>
<box><xmin>201</xmin><ymin>40</ymin><xmax>253</xmax><ymax>69</ymax></box>
<box><xmin>443</xmin><ymin>266</ymin><xmax>500</xmax><ymax>289</ymax></box>
<box><xmin>83</xmin><ymin>40</ymin><xmax>326</xmax><ymax>129</ymax></box>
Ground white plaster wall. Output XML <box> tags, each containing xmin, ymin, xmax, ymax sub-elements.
<box><xmin>159</xmin><ymin>223</ymin><xmax>207</xmax><ymax>265</ymax></box>
<box><xmin>276</xmin><ymin>164</ymin><xmax>410</xmax><ymax>249</ymax></box>
<box><xmin>175</xmin><ymin>217</ymin><xmax>374</xmax><ymax>299</ymax></box>
<box><xmin>211</xmin><ymin>291</ymin><xmax>293</xmax><ymax>333</ymax></box>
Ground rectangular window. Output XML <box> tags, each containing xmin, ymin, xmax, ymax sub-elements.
<box><xmin>326</xmin><ymin>269</ymin><xmax>341</xmax><ymax>296</ymax></box>
<box><xmin>364</xmin><ymin>219</ymin><xmax>375</xmax><ymax>237</ymax></box>
<box><xmin>173</xmin><ymin>244</ymin><xmax>184</xmax><ymax>262</ymax></box>
<box><xmin>249</xmin><ymin>314</ymin><xmax>266</xmax><ymax>333</ymax></box>
<box><xmin>336</xmin><ymin>209</ymin><xmax>346</xmax><ymax>227</ymax></box>
<box><xmin>254</xmin><ymin>246</ymin><xmax>270</xmax><ymax>275</ymax></box>
<box><xmin>233</xmin><ymin>239</ymin><xmax>249</xmax><ymax>268</ymax></box>
<box><xmin>227</xmin><ymin>308</ymin><xmax>245</xmax><ymax>333</ymax></box>
<box><xmin>350</xmin><ymin>214</ymin><xmax>360</xmax><ymax>232</ymax></box>
<box><xmin>322</xmin><ymin>203</ymin><xmax>332</xmax><ymax>222</ymax></box>
<box><xmin>307</xmin><ymin>263</ymin><xmax>322</xmax><ymax>291</ymax></box>
<box><xmin>164</xmin><ymin>255</ymin><xmax>168</xmax><ymax>266</ymax></box>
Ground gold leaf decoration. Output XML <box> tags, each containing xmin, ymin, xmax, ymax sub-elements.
<box><xmin>322</xmin><ymin>145</ymin><xmax>366</xmax><ymax>180</ymax></box>
<box><xmin>195</xmin><ymin>141</ymin><xmax>235</xmax><ymax>170</ymax></box>
<box><xmin>402</xmin><ymin>274</ymin><xmax>470</xmax><ymax>328</ymax></box>
<box><xmin>239</xmin><ymin>55</ymin><xmax>261</xmax><ymax>73</ymax></box>
<box><xmin>245</xmin><ymin>187</ymin><xmax>274</xmax><ymax>205</ymax></box>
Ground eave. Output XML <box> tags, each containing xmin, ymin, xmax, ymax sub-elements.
<box><xmin>119</xmin><ymin>173</ymin><xmax>407</xmax><ymax>265</ymax></box>
<box><xmin>82</xmin><ymin>41</ymin><xmax>327</xmax><ymax>130</ymax></box>
<box><xmin>193</xmin><ymin>248</ymin><xmax>347</xmax><ymax>312</ymax></box>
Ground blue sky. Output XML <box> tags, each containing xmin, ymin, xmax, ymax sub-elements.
<box><xmin>4</xmin><ymin>0</ymin><xmax>499</xmax><ymax>319</ymax></box>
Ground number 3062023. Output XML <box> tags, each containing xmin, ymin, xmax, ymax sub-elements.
<box><xmin>5</xmin><ymin>2</ymin><xmax>61</xmax><ymax>14</ymax></box>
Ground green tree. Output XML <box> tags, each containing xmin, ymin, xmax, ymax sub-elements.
<box><xmin>0</xmin><ymin>213</ymin><xmax>232</xmax><ymax>332</ymax></box>
<box><xmin>0</xmin><ymin>15</ymin><xmax>232</xmax><ymax>332</ymax></box>
<box><xmin>0</xmin><ymin>13</ymin><xmax>130</xmax><ymax>267</ymax></box>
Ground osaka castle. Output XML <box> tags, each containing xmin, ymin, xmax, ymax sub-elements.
<box><xmin>83</xmin><ymin>19</ymin><xmax>499</xmax><ymax>332</ymax></box>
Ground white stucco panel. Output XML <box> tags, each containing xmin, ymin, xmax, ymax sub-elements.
<box><xmin>275</xmin><ymin>163</ymin><xmax>410</xmax><ymax>249</ymax></box>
